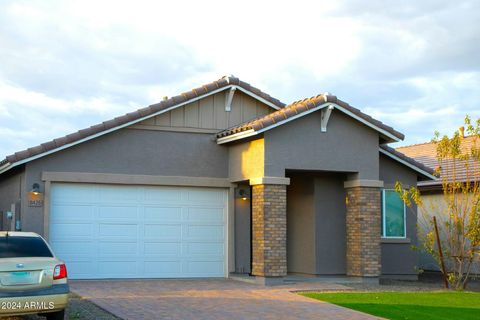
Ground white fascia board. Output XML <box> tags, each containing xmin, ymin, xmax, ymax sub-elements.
<box><xmin>255</xmin><ymin>103</ymin><xmax>333</xmax><ymax>135</ymax></box>
<box><xmin>0</xmin><ymin>162</ymin><xmax>11</xmax><ymax>175</ymax></box>
<box><xmin>379</xmin><ymin>148</ymin><xmax>437</xmax><ymax>180</ymax></box>
<box><xmin>233</xmin><ymin>86</ymin><xmax>282</xmax><ymax>110</ymax></box>
<box><xmin>0</xmin><ymin>85</ymin><xmax>235</xmax><ymax>176</ymax></box>
<box><xmin>217</xmin><ymin>103</ymin><xmax>333</xmax><ymax>145</ymax></box>
<box><xmin>217</xmin><ymin>102</ymin><xmax>404</xmax><ymax>146</ymax></box>
<box><xmin>1</xmin><ymin>83</ymin><xmax>284</xmax><ymax>175</ymax></box>
<box><xmin>334</xmin><ymin>105</ymin><xmax>401</xmax><ymax>142</ymax></box>
<box><xmin>217</xmin><ymin>129</ymin><xmax>257</xmax><ymax>144</ymax></box>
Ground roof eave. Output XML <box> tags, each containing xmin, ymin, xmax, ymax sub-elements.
<box><xmin>0</xmin><ymin>85</ymin><xmax>232</xmax><ymax>175</ymax></box>
<box><xmin>217</xmin><ymin>102</ymin><xmax>404</xmax><ymax>144</ymax></box>
<box><xmin>0</xmin><ymin>162</ymin><xmax>11</xmax><ymax>175</ymax></box>
<box><xmin>379</xmin><ymin>147</ymin><xmax>437</xmax><ymax>181</ymax></box>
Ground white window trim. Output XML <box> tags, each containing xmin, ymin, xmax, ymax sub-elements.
<box><xmin>381</xmin><ymin>189</ymin><xmax>407</xmax><ymax>239</ymax></box>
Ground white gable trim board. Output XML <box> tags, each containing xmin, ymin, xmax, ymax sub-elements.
<box><xmin>379</xmin><ymin>148</ymin><xmax>437</xmax><ymax>180</ymax></box>
<box><xmin>48</xmin><ymin>183</ymin><xmax>229</xmax><ymax>279</ymax></box>
<box><xmin>0</xmin><ymin>84</ymin><xmax>281</xmax><ymax>175</ymax></box>
<box><xmin>216</xmin><ymin>102</ymin><xmax>402</xmax><ymax>145</ymax></box>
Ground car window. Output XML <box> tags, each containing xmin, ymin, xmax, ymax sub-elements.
<box><xmin>0</xmin><ymin>236</ymin><xmax>53</xmax><ymax>258</ymax></box>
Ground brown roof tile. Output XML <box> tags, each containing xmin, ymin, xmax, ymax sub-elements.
<box><xmin>41</xmin><ymin>141</ymin><xmax>56</xmax><ymax>151</ymax></box>
<box><xmin>53</xmin><ymin>137</ymin><xmax>68</xmax><ymax>148</ymax></box>
<box><xmin>216</xmin><ymin>93</ymin><xmax>404</xmax><ymax>141</ymax></box>
<box><xmin>397</xmin><ymin>136</ymin><xmax>479</xmax><ymax>186</ymax></box>
<box><xmin>0</xmin><ymin>76</ymin><xmax>285</xmax><ymax>167</ymax></box>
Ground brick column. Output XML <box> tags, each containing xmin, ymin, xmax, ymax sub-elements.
<box><xmin>344</xmin><ymin>182</ymin><xmax>382</xmax><ymax>277</ymax></box>
<box><xmin>251</xmin><ymin>184</ymin><xmax>287</xmax><ymax>277</ymax></box>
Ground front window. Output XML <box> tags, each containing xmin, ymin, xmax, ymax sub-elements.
<box><xmin>382</xmin><ymin>189</ymin><xmax>406</xmax><ymax>238</ymax></box>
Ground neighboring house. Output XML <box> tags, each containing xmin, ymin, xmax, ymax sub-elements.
<box><xmin>397</xmin><ymin>136</ymin><xmax>480</xmax><ymax>273</ymax></box>
<box><xmin>0</xmin><ymin>76</ymin><xmax>436</xmax><ymax>283</ymax></box>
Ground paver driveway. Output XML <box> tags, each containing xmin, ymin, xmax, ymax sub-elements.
<box><xmin>71</xmin><ymin>279</ymin><xmax>380</xmax><ymax>320</ymax></box>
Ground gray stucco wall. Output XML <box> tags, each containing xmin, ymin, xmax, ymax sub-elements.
<box><xmin>228</xmin><ymin>138</ymin><xmax>264</xmax><ymax>182</ymax></box>
<box><xmin>379</xmin><ymin>153</ymin><xmax>419</xmax><ymax>276</ymax></box>
<box><xmin>287</xmin><ymin>174</ymin><xmax>316</xmax><ymax>274</ymax></box>
<box><xmin>21</xmin><ymin>128</ymin><xmax>229</xmax><ymax>235</ymax></box>
<box><xmin>264</xmin><ymin>111</ymin><xmax>379</xmax><ymax>179</ymax></box>
<box><xmin>314</xmin><ymin>173</ymin><xmax>347</xmax><ymax>274</ymax></box>
<box><xmin>234</xmin><ymin>185</ymin><xmax>251</xmax><ymax>274</ymax></box>
<box><xmin>0</xmin><ymin>167</ymin><xmax>24</xmax><ymax>231</ymax></box>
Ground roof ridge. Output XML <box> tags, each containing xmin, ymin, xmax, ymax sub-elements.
<box><xmin>0</xmin><ymin>75</ymin><xmax>286</xmax><ymax>170</ymax></box>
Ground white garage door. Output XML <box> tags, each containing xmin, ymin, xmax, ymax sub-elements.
<box><xmin>49</xmin><ymin>183</ymin><xmax>227</xmax><ymax>279</ymax></box>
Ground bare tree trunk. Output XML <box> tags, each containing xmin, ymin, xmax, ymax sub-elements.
<box><xmin>434</xmin><ymin>216</ymin><xmax>449</xmax><ymax>289</ymax></box>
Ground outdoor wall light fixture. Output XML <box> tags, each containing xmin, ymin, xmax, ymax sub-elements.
<box><xmin>30</xmin><ymin>183</ymin><xmax>40</xmax><ymax>195</ymax></box>
<box><xmin>238</xmin><ymin>188</ymin><xmax>250</xmax><ymax>201</ymax></box>
<box><xmin>28</xmin><ymin>183</ymin><xmax>44</xmax><ymax>207</ymax></box>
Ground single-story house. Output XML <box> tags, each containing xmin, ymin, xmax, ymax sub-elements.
<box><xmin>0</xmin><ymin>76</ymin><xmax>436</xmax><ymax>283</ymax></box>
<box><xmin>397</xmin><ymin>135</ymin><xmax>480</xmax><ymax>273</ymax></box>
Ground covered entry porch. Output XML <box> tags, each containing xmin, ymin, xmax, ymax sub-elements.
<box><xmin>232</xmin><ymin>171</ymin><xmax>383</xmax><ymax>284</ymax></box>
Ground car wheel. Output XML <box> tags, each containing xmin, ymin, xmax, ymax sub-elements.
<box><xmin>45</xmin><ymin>309</ymin><xmax>65</xmax><ymax>320</ymax></box>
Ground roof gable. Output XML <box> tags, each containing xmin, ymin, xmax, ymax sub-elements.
<box><xmin>216</xmin><ymin>93</ymin><xmax>405</xmax><ymax>144</ymax></box>
<box><xmin>0</xmin><ymin>76</ymin><xmax>284</xmax><ymax>174</ymax></box>
<box><xmin>135</xmin><ymin>90</ymin><xmax>273</xmax><ymax>131</ymax></box>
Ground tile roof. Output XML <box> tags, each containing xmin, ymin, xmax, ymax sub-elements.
<box><xmin>0</xmin><ymin>76</ymin><xmax>285</xmax><ymax>167</ymax></box>
<box><xmin>397</xmin><ymin>136</ymin><xmax>480</xmax><ymax>186</ymax></box>
<box><xmin>380</xmin><ymin>145</ymin><xmax>435</xmax><ymax>176</ymax></box>
<box><xmin>216</xmin><ymin>93</ymin><xmax>405</xmax><ymax>141</ymax></box>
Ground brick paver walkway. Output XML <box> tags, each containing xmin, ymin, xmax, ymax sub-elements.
<box><xmin>71</xmin><ymin>279</ymin><xmax>380</xmax><ymax>320</ymax></box>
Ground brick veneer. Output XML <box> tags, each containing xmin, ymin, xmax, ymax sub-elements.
<box><xmin>251</xmin><ymin>184</ymin><xmax>287</xmax><ymax>277</ymax></box>
<box><xmin>345</xmin><ymin>186</ymin><xmax>381</xmax><ymax>277</ymax></box>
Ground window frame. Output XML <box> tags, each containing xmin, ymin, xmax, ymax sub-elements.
<box><xmin>381</xmin><ymin>189</ymin><xmax>407</xmax><ymax>239</ymax></box>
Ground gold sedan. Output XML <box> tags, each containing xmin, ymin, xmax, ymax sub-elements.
<box><xmin>0</xmin><ymin>232</ymin><xmax>68</xmax><ymax>319</ymax></box>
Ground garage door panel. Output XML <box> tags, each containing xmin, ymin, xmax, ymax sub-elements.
<box><xmin>144</xmin><ymin>261</ymin><xmax>182</xmax><ymax>275</ymax></box>
<box><xmin>98</xmin><ymin>186</ymin><xmax>140</xmax><ymax>203</ymax></box>
<box><xmin>186</xmin><ymin>242</ymin><xmax>224</xmax><ymax>255</ymax></box>
<box><xmin>50</xmin><ymin>223</ymin><xmax>93</xmax><ymax>239</ymax></box>
<box><xmin>97</xmin><ymin>206</ymin><xmax>139</xmax><ymax>220</ymax></box>
<box><xmin>50</xmin><ymin>205</ymin><xmax>94</xmax><ymax>222</ymax></box>
<box><xmin>144</xmin><ymin>187</ymin><xmax>182</xmax><ymax>202</ymax></box>
<box><xmin>98</xmin><ymin>242</ymin><xmax>137</xmax><ymax>255</ymax></box>
<box><xmin>51</xmin><ymin>184</ymin><xmax>96</xmax><ymax>203</ymax></box>
<box><xmin>49</xmin><ymin>183</ymin><xmax>227</xmax><ymax>279</ymax></box>
<box><xmin>98</xmin><ymin>223</ymin><xmax>138</xmax><ymax>239</ymax></box>
<box><xmin>144</xmin><ymin>206</ymin><xmax>182</xmax><ymax>221</ymax></box>
<box><xmin>144</xmin><ymin>224</ymin><xmax>182</xmax><ymax>240</ymax></box>
<box><xmin>144</xmin><ymin>242</ymin><xmax>180</xmax><ymax>255</ymax></box>
<box><xmin>98</xmin><ymin>261</ymin><xmax>137</xmax><ymax>277</ymax></box>
<box><xmin>185</xmin><ymin>225</ymin><xmax>224</xmax><ymax>240</ymax></box>
<box><xmin>51</xmin><ymin>241</ymin><xmax>96</xmax><ymax>255</ymax></box>
<box><xmin>186</xmin><ymin>261</ymin><xmax>224</xmax><ymax>275</ymax></box>
<box><xmin>187</xmin><ymin>207</ymin><xmax>224</xmax><ymax>222</ymax></box>
<box><xmin>65</xmin><ymin>261</ymin><xmax>96</xmax><ymax>278</ymax></box>
<box><xmin>187</xmin><ymin>189</ymin><xmax>224</xmax><ymax>204</ymax></box>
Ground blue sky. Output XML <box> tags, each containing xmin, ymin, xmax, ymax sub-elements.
<box><xmin>0</xmin><ymin>0</ymin><xmax>479</xmax><ymax>158</ymax></box>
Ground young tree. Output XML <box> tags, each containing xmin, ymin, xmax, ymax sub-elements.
<box><xmin>396</xmin><ymin>116</ymin><xmax>480</xmax><ymax>290</ymax></box>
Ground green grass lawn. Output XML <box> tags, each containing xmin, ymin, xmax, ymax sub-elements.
<box><xmin>301</xmin><ymin>291</ymin><xmax>480</xmax><ymax>320</ymax></box>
